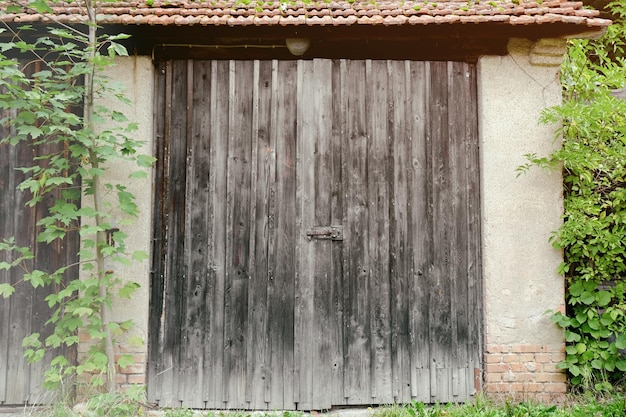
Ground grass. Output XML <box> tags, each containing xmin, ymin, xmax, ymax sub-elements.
<box><xmin>371</xmin><ymin>394</ymin><xmax>626</xmax><ymax>417</ymax></box>
<box><xmin>20</xmin><ymin>390</ymin><xmax>626</xmax><ymax>417</ymax></box>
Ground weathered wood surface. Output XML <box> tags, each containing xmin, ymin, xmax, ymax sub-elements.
<box><xmin>150</xmin><ymin>58</ymin><xmax>482</xmax><ymax>410</ymax></box>
<box><xmin>0</xmin><ymin>61</ymin><xmax>79</xmax><ymax>406</ymax></box>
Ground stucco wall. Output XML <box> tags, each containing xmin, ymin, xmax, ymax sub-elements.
<box><xmin>478</xmin><ymin>38</ymin><xmax>567</xmax><ymax>399</ymax></box>
<box><xmin>79</xmin><ymin>55</ymin><xmax>154</xmax><ymax>388</ymax></box>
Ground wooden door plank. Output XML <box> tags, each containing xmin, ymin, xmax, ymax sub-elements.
<box><xmin>203</xmin><ymin>60</ymin><xmax>230</xmax><ymax>409</ymax></box>
<box><xmin>464</xmin><ymin>63</ymin><xmax>483</xmax><ymax>395</ymax></box>
<box><xmin>0</xmin><ymin>121</ymin><xmax>16</xmax><ymax>404</ymax></box>
<box><xmin>223</xmin><ymin>60</ymin><xmax>254</xmax><ymax>409</ymax></box>
<box><xmin>329</xmin><ymin>60</ymin><xmax>346</xmax><ymax>407</ymax></box>
<box><xmin>6</xmin><ymin>121</ymin><xmax>36</xmax><ymax>405</ymax></box>
<box><xmin>406</xmin><ymin>61</ymin><xmax>432</xmax><ymax>403</ymax></box>
<box><xmin>342</xmin><ymin>59</ymin><xmax>371</xmax><ymax>405</ymax></box>
<box><xmin>178</xmin><ymin>60</ymin><xmax>209</xmax><ymax>409</ymax></box>
<box><xmin>245</xmin><ymin>60</ymin><xmax>274</xmax><ymax>410</ymax></box>
<box><xmin>387</xmin><ymin>60</ymin><xmax>412</xmax><ymax>404</ymax></box>
<box><xmin>428</xmin><ymin>61</ymin><xmax>454</xmax><ymax>403</ymax></box>
<box><xmin>365</xmin><ymin>60</ymin><xmax>393</xmax><ymax>404</ymax></box>
<box><xmin>311</xmin><ymin>58</ymin><xmax>334</xmax><ymax>411</ymax></box>
<box><xmin>147</xmin><ymin>60</ymin><xmax>168</xmax><ymax>405</ymax></box>
<box><xmin>448</xmin><ymin>61</ymin><xmax>472</xmax><ymax>400</ymax></box>
<box><xmin>266</xmin><ymin>60</ymin><xmax>297</xmax><ymax>410</ymax></box>
<box><xmin>159</xmin><ymin>59</ymin><xmax>190</xmax><ymax>408</ymax></box>
<box><xmin>294</xmin><ymin>59</ymin><xmax>316</xmax><ymax>410</ymax></box>
<box><xmin>29</xmin><ymin>138</ymin><xmax>64</xmax><ymax>405</ymax></box>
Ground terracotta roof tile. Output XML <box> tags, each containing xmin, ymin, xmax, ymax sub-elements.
<box><xmin>0</xmin><ymin>0</ymin><xmax>611</xmax><ymax>31</ymax></box>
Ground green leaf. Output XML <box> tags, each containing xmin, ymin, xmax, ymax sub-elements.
<box><xmin>0</xmin><ymin>283</ymin><xmax>15</xmax><ymax>298</ymax></box>
<box><xmin>119</xmin><ymin>281</ymin><xmax>140</xmax><ymax>298</ymax></box>
<box><xmin>616</xmin><ymin>359</ymin><xmax>626</xmax><ymax>372</ymax></box>
<box><xmin>117</xmin><ymin>353</ymin><xmax>135</xmax><ymax>369</ymax></box>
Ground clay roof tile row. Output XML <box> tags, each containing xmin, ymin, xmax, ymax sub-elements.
<box><xmin>0</xmin><ymin>0</ymin><xmax>611</xmax><ymax>30</ymax></box>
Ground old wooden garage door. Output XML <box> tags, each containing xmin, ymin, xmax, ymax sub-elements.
<box><xmin>148</xmin><ymin>59</ymin><xmax>482</xmax><ymax>410</ymax></box>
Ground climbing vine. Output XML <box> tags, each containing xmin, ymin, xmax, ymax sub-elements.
<box><xmin>0</xmin><ymin>1</ymin><xmax>152</xmax><ymax>392</ymax></box>
<box><xmin>520</xmin><ymin>0</ymin><xmax>626</xmax><ymax>391</ymax></box>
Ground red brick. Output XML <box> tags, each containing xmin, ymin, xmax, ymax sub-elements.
<box><xmin>119</xmin><ymin>363</ymin><xmax>145</xmax><ymax>374</ymax></box>
<box><xmin>127</xmin><ymin>374</ymin><xmax>146</xmax><ymax>384</ymax></box>
<box><xmin>544</xmin><ymin>382</ymin><xmax>567</xmax><ymax>393</ymax></box>
<box><xmin>549</xmin><ymin>372</ymin><xmax>567</xmax><ymax>383</ymax></box>
<box><xmin>486</xmin><ymin>363</ymin><xmax>510</xmax><ymax>373</ymax></box>
<box><xmin>486</xmin><ymin>344</ymin><xmax>509</xmax><ymax>353</ymax></box>
<box><xmin>535</xmin><ymin>353</ymin><xmax>551</xmax><ymax>363</ymax></box>
<box><xmin>511</xmin><ymin>344</ymin><xmax>542</xmax><ymax>353</ymax></box>
<box><xmin>511</xmin><ymin>383</ymin><xmax>543</xmax><ymax>392</ymax></box>
<box><xmin>519</xmin><ymin>353</ymin><xmax>535</xmax><ymax>362</ymax></box>
<box><xmin>484</xmin><ymin>383</ymin><xmax>511</xmax><ymax>393</ymax></box>
<box><xmin>485</xmin><ymin>354</ymin><xmax>502</xmax><ymax>363</ymax></box>
<box><xmin>542</xmin><ymin>363</ymin><xmax>561</xmax><ymax>372</ymax></box>
<box><xmin>502</xmin><ymin>354</ymin><xmax>519</xmax><ymax>363</ymax></box>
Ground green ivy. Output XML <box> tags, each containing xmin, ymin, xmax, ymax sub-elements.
<box><xmin>520</xmin><ymin>0</ymin><xmax>626</xmax><ymax>390</ymax></box>
<box><xmin>0</xmin><ymin>3</ymin><xmax>153</xmax><ymax>392</ymax></box>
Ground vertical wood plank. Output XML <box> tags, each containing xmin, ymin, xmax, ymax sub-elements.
<box><xmin>178</xmin><ymin>60</ymin><xmax>208</xmax><ymax>409</ymax></box>
<box><xmin>223</xmin><ymin>60</ymin><xmax>254</xmax><ymax>409</ymax></box>
<box><xmin>245</xmin><ymin>60</ymin><xmax>273</xmax><ymax>409</ymax></box>
<box><xmin>294</xmin><ymin>59</ymin><xmax>316</xmax><ymax>410</ymax></box>
<box><xmin>161</xmin><ymin>59</ymin><xmax>190</xmax><ymax>408</ymax></box>
<box><xmin>0</xmin><ymin>118</ymin><xmax>14</xmax><ymax>405</ymax></box>
<box><xmin>266</xmin><ymin>60</ymin><xmax>297</xmax><ymax>410</ymax></box>
<box><xmin>147</xmin><ymin>59</ymin><xmax>168</xmax><ymax>405</ymax></box>
<box><xmin>311</xmin><ymin>58</ymin><xmax>334</xmax><ymax>411</ymax></box>
<box><xmin>204</xmin><ymin>60</ymin><xmax>229</xmax><ymax>409</ymax></box>
<box><xmin>342</xmin><ymin>59</ymin><xmax>371</xmax><ymax>405</ymax></box>
<box><xmin>387</xmin><ymin>60</ymin><xmax>412</xmax><ymax>404</ymax></box>
<box><xmin>6</xmin><ymin>114</ymin><xmax>36</xmax><ymax>405</ymax></box>
<box><xmin>329</xmin><ymin>59</ymin><xmax>346</xmax><ymax>407</ymax></box>
<box><xmin>428</xmin><ymin>60</ymin><xmax>453</xmax><ymax>403</ymax></box>
<box><xmin>365</xmin><ymin>59</ymin><xmax>393</xmax><ymax>404</ymax></box>
<box><xmin>464</xmin><ymin>63</ymin><xmax>483</xmax><ymax>396</ymax></box>
<box><xmin>407</xmin><ymin>61</ymin><xmax>432</xmax><ymax>403</ymax></box>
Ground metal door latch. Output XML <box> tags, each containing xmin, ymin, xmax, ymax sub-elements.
<box><xmin>306</xmin><ymin>226</ymin><xmax>343</xmax><ymax>241</ymax></box>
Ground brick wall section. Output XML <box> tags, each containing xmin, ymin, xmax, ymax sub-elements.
<box><xmin>77</xmin><ymin>331</ymin><xmax>147</xmax><ymax>395</ymax></box>
<box><xmin>115</xmin><ymin>343</ymin><xmax>147</xmax><ymax>391</ymax></box>
<box><xmin>483</xmin><ymin>343</ymin><xmax>567</xmax><ymax>402</ymax></box>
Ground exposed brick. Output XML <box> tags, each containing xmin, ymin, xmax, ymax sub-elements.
<box><xmin>485</xmin><ymin>354</ymin><xmax>502</xmax><ymax>363</ymax></box>
<box><xmin>485</xmin><ymin>363</ymin><xmax>510</xmax><ymax>373</ymax></box>
<box><xmin>502</xmin><ymin>354</ymin><xmax>519</xmax><ymax>363</ymax></box>
<box><xmin>511</xmin><ymin>344</ymin><xmax>542</xmax><ymax>353</ymax></box>
<box><xmin>534</xmin><ymin>372</ymin><xmax>552</xmax><ymax>383</ymax></box>
<box><xmin>115</xmin><ymin>373</ymin><xmax>128</xmax><ymax>384</ymax></box>
<box><xmin>486</xmin><ymin>344</ymin><xmax>509</xmax><ymax>353</ymax></box>
<box><xmin>485</xmin><ymin>373</ymin><xmax>502</xmax><ymax>383</ymax></box>
<box><xmin>535</xmin><ymin>353</ymin><xmax>552</xmax><ymax>363</ymax></box>
<box><xmin>519</xmin><ymin>353</ymin><xmax>535</xmax><ymax>362</ymax></box>
<box><xmin>542</xmin><ymin>362</ymin><xmax>561</xmax><ymax>372</ymax></box>
<box><xmin>544</xmin><ymin>382</ymin><xmax>568</xmax><ymax>393</ymax></box>
<box><xmin>484</xmin><ymin>383</ymin><xmax>511</xmax><ymax>393</ymax></box>
<box><xmin>551</xmin><ymin>352</ymin><xmax>566</xmax><ymax>362</ymax></box>
<box><xmin>523</xmin><ymin>361</ymin><xmax>538</xmax><ymax>372</ymax></box>
<box><xmin>549</xmin><ymin>372</ymin><xmax>567</xmax><ymax>383</ymax></box>
<box><xmin>119</xmin><ymin>363</ymin><xmax>145</xmax><ymax>374</ymax></box>
<box><xmin>511</xmin><ymin>382</ymin><xmax>543</xmax><ymax>392</ymax></box>
<box><xmin>127</xmin><ymin>373</ymin><xmax>146</xmax><ymax>384</ymax></box>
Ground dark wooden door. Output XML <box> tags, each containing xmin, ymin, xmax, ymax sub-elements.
<box><xmin>0</xmin><ymin>60</ymin><xmax>79</xmax><ymax>405</ymax></box>
<box><xmin>149</xmin><ymin>59</ymin><xmax>482</xmax><ymax>410</ymax></box>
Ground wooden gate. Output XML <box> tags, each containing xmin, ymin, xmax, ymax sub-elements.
<box><xmin>0</xmin><ymin>72</ymin><xmax>79</xmax><ymax>404</ymax></box>
<box><xmin>149</xmin><ymin>59</ymin><xmax>482</xmax><ymax>410</ymax></box>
